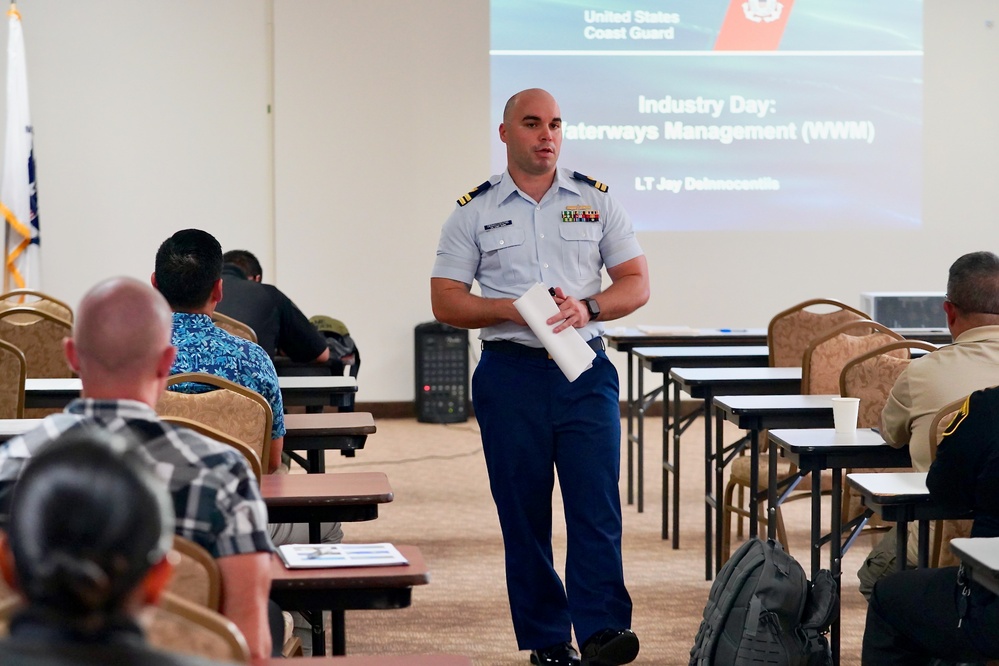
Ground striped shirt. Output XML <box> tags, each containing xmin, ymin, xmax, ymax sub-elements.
<box><xmin>0</xmin><ymin>399</ymin><xmax>274</xmax><ymax>558</ymax></box>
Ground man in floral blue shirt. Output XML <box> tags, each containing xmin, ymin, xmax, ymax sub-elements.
<box><xmin>152</xmin><ymin>229</ymin><xmax>285</xmax><ymax>474</ymax></box>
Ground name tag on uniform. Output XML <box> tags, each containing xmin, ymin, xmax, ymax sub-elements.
<box><xmin>484</xmin><ymin>220</ymin><xmax>512</xmax><ymax>231</ymax></box>
<box><xmin>562</xmin><ymin>206</ymin><xmax>600</xmax><ymax>223</ymax></box>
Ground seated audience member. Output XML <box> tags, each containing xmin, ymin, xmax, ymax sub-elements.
<box><xmin>862</xmin><ymin>386</ymin><xmax>999</xmax><ymax>664</ymax></box>
<box><xmin>0</xmin><ymin>277</ymin><xmax>276</xmax><ymax>658</ymax></box>
<box><xmin>216</xmin><ymin>249</ymin><xmax>330</xmax><ymax>363</ymax></box>
<box><xmin>154</xmin><ymin>234</ymin><xmax>341</xmax><ymax>654</ymax></box>
<box><xmin>859</xmin><ymin>250</ymin><xmax>999</xmax><ymax>598</ymax></box>
<box><xmin>0</xmin><ymin>431</ymin><xmax>239</xmax><ymax>666</ymax></box>
<box><xmin>152</xmin><ymin>229</ymin><xmax>286</xmax><ymax>474</ymax></box>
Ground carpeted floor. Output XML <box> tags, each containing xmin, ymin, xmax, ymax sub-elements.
<box><xmin>320</xmin><ymin>414</ymin><xmax>875</xmax><ymax>665</ymax></box>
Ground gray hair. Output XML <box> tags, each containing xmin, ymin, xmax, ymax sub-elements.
<box><xmin>947</xmin><ymin>251</ymin><xmax>999</xmax><ymax>315</ymax></box>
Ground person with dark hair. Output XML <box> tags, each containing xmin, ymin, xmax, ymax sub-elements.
<box><xmin>153</xmin><ymin>228</ymin><xmax>225</xmax><ymax>312</ymax></box>
<box><xmin>431</xmin><ymin>88</ymin><xmax>649</xmax><ymax>666</ymax></box>
<box><xmin>222</xmin><ymin>249</ymin><xmax>263</xmax><ymax>280</ymax></box>
<box><xmin>215</xmin><ymin>249</ymin><xmax>330</xmax><ymax>363</ymax></box>
<box><xmin>858</xmin><ymin>251</ymin><xmax>999</xmax><ymax>598</ymax></box>
<box><xmin>862</xmin><ymin>386</ymin><xmax>999</xmax><ymax>663</ymax></box>
<box><xmin>152</xmin><ymin>229</ymin><xmax>286</xmax><ymax>474</ymax></box>
<box><xmin>0</xmin><ymin>431</ymin><xmax>236</xmax><ymax>665</ymax></box>
<box><xmin>0</xmin><ymin>276</ymin><xmax>276</xmax><ymax>658</ymax></box>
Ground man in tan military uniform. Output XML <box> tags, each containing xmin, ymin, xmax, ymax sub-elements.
<box><xmin>859</xmin><ymin>250</ymin><xmax>999</xmax><ymax>598</ymax></box>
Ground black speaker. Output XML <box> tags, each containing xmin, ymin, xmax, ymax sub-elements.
<box><xmin>414</xmin><ymin>321</ymin><xmax>469</xmax><ymax>423</ymax></box>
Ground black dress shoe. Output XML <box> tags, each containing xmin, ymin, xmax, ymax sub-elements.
<box><xmin>580</xmin><ymin>628</ymin><xmax>640</xmax><ymax>666</ymax></box>
<box><xmin>530</xmin><ymin>641</ymin><xmax>580</xmax><ymax>666</ymax></box>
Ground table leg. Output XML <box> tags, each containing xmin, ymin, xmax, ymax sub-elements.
<box><xmin>331</xmin><ymin>610</ymin><xmax>346</xmax><ymax>656</ymax></box>
<box><xmin>638</xmin><ymin>391</ymin><xmax>645</xmax><ymax>516</ymax></box>
<box><xmin>628</xmin><ymin>360</ymin><xmax>651</xmax><ymax>510</ymax></box>
<box><xmin>748</xmin><ymin>429</ymin><xmax>760</xmax><ymax>539</ymax></box>
<box><xmin>768</xmin><ymin>438</ymin><xmax>778</xmax><ymax>542</ymax></box>
<box><xmin>714</xmin><ymin>408</ymin><xmax>726</xmax><ymax>576</ymax></box>
<box><xmin>696</xmin><ymin>392</ymin><xmax>721</xmax><ymax>556</ymax></box>
<box><xmin>626</xmin><ymin>351</ymin><xmax>634</xmax><ymax>506</ymax></box>
<box><xmin>810</xmin><ymin>476</ymin><xmax>821</xmax><ymax>575</ymax></box>
<box><xmin>307</xmin><ymin>449</ymin><xmax>325</xmax><ymax>474</ymax></box>
<box><xmin>830</xmin><ymin>467</ymin><xmax>842</xmax><ymax>664</ymax></box>
<box><xmin>663</xmin><ymin>380</ymin><xmax>677</xmax><ymax>540</ymax></box>
<box><xmin>673</xmin><ymin>383</ymin><xmax>711</xmax><ymax>550</ymax></box>
<box><xmin>918</xmin><ymin>520</ymin><xmax>930</xmax><ymax>568</ymax></box>
<box><xmin>894</xmin><ymin>520</ymin><xmax>908</xmax><ymax>573</ymax></box>
<box><xmin>676</xmin><ymin>388</ymin><xmax>684</xmax><ymax>550</ymax></box>
<box><xmin>311</xmin><ymin>609</ymin><xmax>327</xmax><ymax>656</ymax></box>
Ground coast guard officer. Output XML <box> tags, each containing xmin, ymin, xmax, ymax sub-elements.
<box><xmin>431</xmin><ymin>88</ymin><xmax>650</xmax><ymax>666</ymax></box>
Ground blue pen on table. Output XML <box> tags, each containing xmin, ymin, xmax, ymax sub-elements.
<box><xmin>719</xmin><ymin>328</ymin><xmax>748</xmax><ymax>333</ymax></box>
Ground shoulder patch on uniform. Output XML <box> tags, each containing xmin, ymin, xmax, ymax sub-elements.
<box><xmin>941</xmin><ymin>394</ymin><xmax>972</xmax><ymax>441</ymax></box>
<box><xmin>457</xmin><ymin>180</ymin><xmax>492</xmax><ymax>206</ymax></box>
<box><xmin>572</xmin><ymin>171</ymin><xmax>609</xmax><ymax>193</ymax></box>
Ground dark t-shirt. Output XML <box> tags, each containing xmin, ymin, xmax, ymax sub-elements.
<box><xmin>216</xmin><ymin>265</ymin><xmax>327</xmax><ymax>362</ymax></box>
<box><xmin>0</xmin><ymin>610</ymin><xmax>238</xmax><ymax>666</ymax></box>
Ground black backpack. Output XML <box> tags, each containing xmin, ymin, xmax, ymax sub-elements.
<box><xmin>689</xmin><ymin>538</ymin><xmax>838</xmax><ymax>666</ymax></box>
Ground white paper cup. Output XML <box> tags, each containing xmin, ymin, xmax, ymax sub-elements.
<box><xmin>831</xmin><ymin>397</ymin><xmax>860</xmax><ymax>434</ymax></box>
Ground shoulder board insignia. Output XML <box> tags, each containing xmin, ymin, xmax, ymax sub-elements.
<box><xmin>573</xmin><ymin>171</ymin><xmax>608</xmax><ymax>193</ymax></box>
<box><xmin>457</xmin><ymin>180</ymin><xmax>492</xmax><ymax>207</ymax></box>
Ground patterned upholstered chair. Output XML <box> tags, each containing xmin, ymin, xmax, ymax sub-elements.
<box><xmin>165</xmin><ymin>533</ymin><xmax>302</xmax><ymax>657</ymax></box>
<box><xmin>168</xmin><ymin>536</ymin><xmax>222</xmax><ymax>611</ymax></box>
<box><xmin>0</xmin><ymin>339</ymin><xmax>26</xmax><ymax>419</ymax></box>
<box><xmin>838</xmin><ymin>339</ymin><xmax>938</xmax><ymax>529</ymax></box>
<box><xmin>0</xmin><ymin>307</ymin><xmax>73</xmax><ymax>418</ymax></box>
<box><xmin>0</xmin><ymin>289</ymin><xmax>73</xmax><ymax>323</ymax></box>
<box><xmin>723</xmin><ymin>306</ymin><xmax>882</xmax><ymax>558</ymax></box>
<box><xmin>161</xmin><ymin>415</ymin><xmax>263</xmax><ymax>481</ymax></box>
<box><xmin>928</xmin><ymin>396</ymin><xmax>974</xmax><ymax>568</ymax></box>
<box><xmin>0</xmin><ymin>589</ymin><xmax>251</xmax><ymax>663</ymax></box>
<box><xmin>801</xmin><ymin>320</ymin><xmax>906</xmax><ymax>396</ymax></box>
<box><xmin>0</xmin><ymin>307</ymin><xmax>73</xmax><ymax>379</ymax></box>
<box><xmin>149</xmin><ymin>592</ymin><xmax>251</xmax><ymax>663</ymax></box>
<box><xmin>839</xmin><ymin>340</ymin><xmax>937</xmax><ymax>429</ymax></box>
<box><xmin>156</xmin><ymin>373</ymin><xmax>272</xmax><ymax>473</ymax></box>
<box><xmin>211</xmin><ymin>311</ymin><xmax>258</xmax><ymax>344</ymax></box>
<box><xmin>767</xmin><ymin>298</ymin><xmax>868</xmax><ymax>368</ymax></box>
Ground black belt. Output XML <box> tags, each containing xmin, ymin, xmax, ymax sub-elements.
<box><xmin>482</xmin><ymin>337</ymin><xmax>605</xmax><ymax>359</ymax></box>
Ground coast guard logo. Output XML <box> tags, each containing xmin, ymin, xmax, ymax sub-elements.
<box><xmin>742</xmin><ymin>0</ymin><xmax>783</xmax><ymax>23</ymax></box>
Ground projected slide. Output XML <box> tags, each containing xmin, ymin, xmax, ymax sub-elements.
<box><xmin>490</xmin><ymin>1</ymin><xmax>923</xmax><ymax>232</ymax></box>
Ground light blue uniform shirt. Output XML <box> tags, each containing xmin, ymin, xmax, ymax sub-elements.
<box><xmin>433</xmin><ymin>168</ymin><xmax>644</xmax><ymax>346</ymax></box>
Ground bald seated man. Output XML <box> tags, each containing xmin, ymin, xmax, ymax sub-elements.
<box><xmin>0</xmin><ymin>277</ymin><xmax>278</xmax><ymax>659</ymax></box>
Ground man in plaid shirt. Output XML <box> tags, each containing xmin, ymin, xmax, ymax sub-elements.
<box><xmin>0</xmin><ymin>277</ymin><xmax>277</xmax><ymax>659</ymax></box>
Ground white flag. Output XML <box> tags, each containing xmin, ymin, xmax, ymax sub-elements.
<box><xmin>1</xmin><ymin>3</ymin><xmax>38</xmax><ymax>293</ymax></box>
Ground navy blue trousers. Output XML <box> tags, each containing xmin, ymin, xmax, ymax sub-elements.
<box><xmin>472</xmin><ymin>348</ymin><xmax>632</xmax><ymax>650</ymax></box>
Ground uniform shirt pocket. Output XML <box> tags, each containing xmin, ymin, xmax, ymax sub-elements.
<box><xmin>479</xmin><ymin>226</ymin><xmax>530</xmax><ymax>285</ymax></box>
<box><xmin>559</xmin><ymin>223</ymin><xmax>603</xmax><ymax>279</ymax></box>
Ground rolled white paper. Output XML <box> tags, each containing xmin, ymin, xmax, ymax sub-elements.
<box><xmin>513</xmin><ymin>282</ymin><xmax>596</xmax><ymax>382</ymax></box>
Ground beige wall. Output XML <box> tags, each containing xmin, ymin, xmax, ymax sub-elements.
<box><xmin>6</xmin><ymin>1</ymin><xmax>999</xmax><ymax>401</ymax></box>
